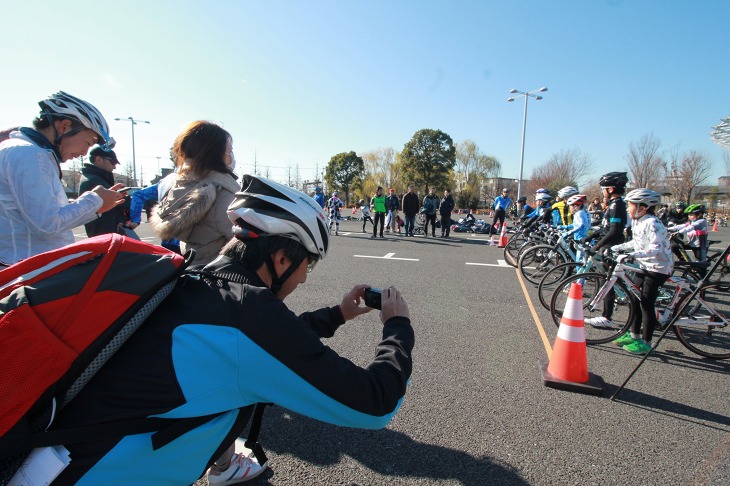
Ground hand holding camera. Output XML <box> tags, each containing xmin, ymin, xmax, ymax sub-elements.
<box><xmin>339</xmin><ymin>285</ymin><xmax>410</xmax><ymax>324</ymax></box>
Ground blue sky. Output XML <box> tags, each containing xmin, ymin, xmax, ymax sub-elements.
<box><xmin>2</xmin><ymin>0</ymin><xmax>728</xmax><ymax>188</ymax></box>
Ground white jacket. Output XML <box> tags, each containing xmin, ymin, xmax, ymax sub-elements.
<box><xmin>0</xmin><ymin>130</ymin><xmax>102</xmax><ymax>264</ymax></box>
<box><xmin>612</xmin><ymin>214</ymin><xmax>673</xmax><ymax>275</ymax></box>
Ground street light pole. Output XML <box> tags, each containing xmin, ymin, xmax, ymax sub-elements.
<box><xmin>507</xmin><ymin>87</ymin><xmax>548</xmax><ymax>201</ymax></box>
<box><xmin>114</xmin><ymin>116</ymin><xmax>150</xmax><ymax>186</ymax></box>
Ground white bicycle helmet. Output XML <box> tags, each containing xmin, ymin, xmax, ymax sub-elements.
<box><xmin>566</xmin><ymin>194</ymin><xmax>588</xmax><ymax>206</ymax></box>
<box><xmin>558</xmin><ymin>186</ymin><xmax>579</xmax><ymax>198</ymax></box>
<box><xmin>39</xmin><ymin>91</ymin><xmax>114</xmax><ymax>149</ymax></box>
<box><xmin>227</xmin><ymin>175</ymin><xmax>329</xmax><ymax>259</ymax></box>
<box><xmin>536</xmin><ymin>193</ymin><xmax>552</xmax><ymax>202</ymax></box>
<box><xmin>625</xmin><ymin>188</ymin><xmax>662</xmax><ymax>207</ymax></box>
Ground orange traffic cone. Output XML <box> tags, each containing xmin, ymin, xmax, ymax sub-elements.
<box><xmin>712</xmin><ymin>219</ymin><xmax>718</xmax><ymax>232</ymax></box>
<box><xmin>497</xmin><ymin>221</ymin><xmax>509</xmax><ymax>248</ymax></box>
<box><xmin>539</xmin><ymin>282</ymin><xmax>604</xmax><ymax>395</ymax></box>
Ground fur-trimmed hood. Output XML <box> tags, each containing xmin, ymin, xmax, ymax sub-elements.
<box><xmin>151</xmin><ymin>169</ymin><xmax>239</xmax><ymax>242</ymax></box>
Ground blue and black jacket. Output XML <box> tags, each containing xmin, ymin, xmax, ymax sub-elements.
<box><xmin>52</xmin><ymin>257</ymin><xmax>414</xmax><ymax>484</ymax></box>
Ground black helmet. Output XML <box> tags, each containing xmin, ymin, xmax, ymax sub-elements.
<box><xmin>518</xmin><ymin>196</ymin><xmax>527</xmax><ymax>203</ymax></box>
<box><xmin>599</xmin><ymin>172</ymin><xmax>628</xmax><ymax>188</ymax></box>
<box><xmin>675</xmin><ymin>201</ymin><xmax>687</xmax><ymax>209</ymax></box>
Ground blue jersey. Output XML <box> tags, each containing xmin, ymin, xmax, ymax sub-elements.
<box><xmin>313</xmin><ymin>192</ymin><xmax>325</xmax><ymax>208</ymax></box>
<box><xmin>493</xmin><ymin>195</ymin><xmax>512</xmax><ymax>211</ymax></box>
<box><xmin>563</xmin><ymin>208</ymin><xmax>591</xmax><ymax>240</ymax></box>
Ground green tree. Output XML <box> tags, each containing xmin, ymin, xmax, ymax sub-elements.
<box><xmin>401</xmin><ymin>129</ymin><xmax>456</xmax><ymax>192</ymax></box>
<box><xmin>324</xmin><ymin>151</ymin><xmax>364</xmax><ymax>206</ymax></box>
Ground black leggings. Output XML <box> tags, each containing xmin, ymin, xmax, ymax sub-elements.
<box><xmin>362</xmin><ymin>215</ymin><xmax>374</xmax><ymax>232</ymax></box>
<box><xmin>492</xmin><ymin>208</ymin><xmax>506</xmax><ymax>234</ymax></box>
<box><xmin>630</xmin><ymin>270</ymin><xmax>669</xmax><ymax>343</ymax></box>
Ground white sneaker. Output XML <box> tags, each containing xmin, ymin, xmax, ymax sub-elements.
<box><xmin>584</xmin><ymin>316</ymin><xmax>614</xmax><ymax>329</ymax></box>
<box><xmin>207</xmin><ymin>439</ymin><xmax>267</xmax><ymax>485</ymax></box>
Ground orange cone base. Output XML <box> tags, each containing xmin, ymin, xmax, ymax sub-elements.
<box><xmin>497</xmin><ymin>236</ymin><xmax>508</xmax><ymax>248</ymax></box>
<box><xmin>539</xmin><ymin>359</ymin><xmax>604</xmax><ymax>396</ymax></box>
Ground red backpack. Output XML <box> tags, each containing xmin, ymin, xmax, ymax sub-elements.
<box><xmin>0</xmin><ymin>234</ymin><xmax>190</xmax><ymax>480</ymax></box>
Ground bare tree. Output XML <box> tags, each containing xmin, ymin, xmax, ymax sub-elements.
<box><xmin>625</xmin><ymin>133</ymin><xmax>666</xmax><ymax>189</ymax></box>
<box><xmin>122</xmin><ymin>161</ymin><xmax>135</xmax><ymax>186</ymax></box>
<box><xmin>455</xmin><ymin>140</ymin><xmax>501</xmax><ymax>206</ymax></box>
<box><xmin>528</xmin><ymin>148</ymin><xmax>595</xmax><ymax>195</ymax></box>
<box><xmin>666</xmin><ymin>148</ymin><xmax>713</xmax><ymax>203</ymax></box>
<box><xmin>360</xmin><ymin>147</ymin><xmax>398</xmax><ymax>191</ymax></box>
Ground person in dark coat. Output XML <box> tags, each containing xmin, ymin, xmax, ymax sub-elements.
<box><xmin>79</xmin><ymin>146</ymin><xmax>126</xmax><ymax>237</ymax></box>
<box><xmin>401</xmin><ymin>185</ymin><xmax>420</xmax><ymax>237</ymax></box>
<box><xmin>439</xmin><ymin>188</ymin><xmax>455</xmax><ymax>238</ymax></box>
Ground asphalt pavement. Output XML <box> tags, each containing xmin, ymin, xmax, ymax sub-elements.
<box><xmin>74</xmin><ymin>218</ymin><xmax>730</xmax><ymax>485</ymax></box>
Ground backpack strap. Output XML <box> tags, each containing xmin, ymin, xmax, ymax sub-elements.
<box><xmin>244</xmin><ymin>403</ymin><xmax>270</xmax><ymax>466</ymax></box>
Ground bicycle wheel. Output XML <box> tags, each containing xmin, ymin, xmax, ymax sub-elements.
<box><xmin>519</xmin><ymin>244</ymin><xmax>568</xmax><ymax>286</ymax></box>
<box><xmin>673</xmin><ymin>283</ymin><xmax>730</xmax><ymax>359</ymax></box>
<box><xmin>550</xmin><ymin>272</ymin><xmax>634</xmax><ymax>345</ymax></box>
<box><xmin>503</xmin><ymin>234</ymin><xmax>526</xmax><ymax>267</ymax></box>
<box><xmin>538</xmin><ymin>261</ymin><xmax>582</xmax><ymax>310</ymax></box>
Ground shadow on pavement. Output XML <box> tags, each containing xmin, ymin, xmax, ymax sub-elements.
<box><xmin>244</xmin><ymin>408</ymin><xmax>528</xmax><ymax>485</ymax></box>
<box><xmin>607</xmin><ymin>384</ymin><xmax>730</xmax><ymax>431</ymax></box>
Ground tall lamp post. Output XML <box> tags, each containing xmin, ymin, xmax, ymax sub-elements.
<box><xmin>114</xmin><ymin>116</ymin><xmax>150</xmax><ymax>186</ymax></box>
<box><xmin>507</xmin><ymin>87</ymin><xmax>548</xmax><ymax>201</ymax></box>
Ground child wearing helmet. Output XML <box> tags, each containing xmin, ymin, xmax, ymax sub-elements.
<box><xmin>558</xmin><ymin>194</ymin><xmax>591</xmax><ymax>260</ymax></box>
<box><xmin>313</xmin><ymin>186</ymin><xmax>325</xmax><ymax>209</ymax></box>
<box><xmin>584</xmin><ymin>172</ymin><xmax>629</xmax><ymax>331</ymax></box>
<box><xmin>610</xmin><ymin>188</ymin><xmax>673</xmax><ymax>355</ymax></box>
<box><xmin>552</xmin><ymin>186</ymin><xmax>578</xmax><ymax>226</ymax></box>
<box><xmin>668</xmin><ymin>204</ymin><xmax>708</xmax><ymax>261</ymax></box>
<box><xmin>359</xmin><ymin>198</ymin><xmax>374</xmax><ymax>233</ymax></box>
<box><xmin>0</xmin><ymin>91</ymin><xmax>125</xmax><ymax>264</ymax></box>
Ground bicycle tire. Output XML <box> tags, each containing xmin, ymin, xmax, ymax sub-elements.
<box><xmin>519</xmin><ymin>244</ymin><xmax>568</xmax><ymax>286</ymax></box>
<box><xmin>673</xmin><ymin>283</ymin><xmax>730</xmax><ymax>359</ymax></box>
<box><xmin>537</xmin><ymin>261</ymin><xmax>583</xmax><ymax>310</ymax></box>
<box><xmin>504</xmin><ymin>234</ymin><xmax>526</xmax><ymax>267</ymax></box>
<box><xmin>550</xmin><ymin>272</ymin><xmax>634</xmax><ymax>345</ymax></box>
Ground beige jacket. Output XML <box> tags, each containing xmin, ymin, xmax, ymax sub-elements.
<box><xmin>151</xmin><ymin>168</ymin><xmax>239</xmax><ymax>264</ymax></box>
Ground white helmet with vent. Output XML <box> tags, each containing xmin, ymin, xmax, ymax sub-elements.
<box><xmin>39</xmin><ymin>91</ymin><xmax>114</xmax><ymax>149</ymax></box>
<box><xmin>227</xmin><ymin>175</ymin><xmax>329</xmax><ymax>259</ymax></box>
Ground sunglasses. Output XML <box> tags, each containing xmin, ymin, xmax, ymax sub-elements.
<box><xmin>306</xmin><ymin>254</ymin><xmax>319</xmax><ymax>273</ymax></box>
<box><xmin>102</xmin><ymin>157</ymin><xmax>119</xmax><ymax>166</ymax></box>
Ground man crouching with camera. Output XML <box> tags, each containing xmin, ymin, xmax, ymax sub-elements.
<box><xmin>47</xmin><ymin>175</ymin><xmax>413</xmax><ymax>485</ymax></box>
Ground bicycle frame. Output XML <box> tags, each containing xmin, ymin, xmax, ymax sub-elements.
<box><xmin>588</xmin><ymin>259</ymin><xmax>728</xmax><ymax>329</ymax></box>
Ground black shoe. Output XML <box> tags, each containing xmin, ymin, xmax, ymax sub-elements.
<box><xmin>380</xmin><ymin>235</ymin><xmax>385</xmax><ymax>238</ymax></box>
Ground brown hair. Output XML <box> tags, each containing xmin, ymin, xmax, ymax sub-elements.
<box><xmin>172</xmin><ymin>120</ymin><xmax>231</xmax><ymax>178</ymax></box>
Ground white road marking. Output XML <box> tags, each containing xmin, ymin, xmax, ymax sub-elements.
<box><xmin>466</xmin><ymin>259</ymin><xmax>512</xmax><ymax>268</ymax></box>
<box><xmin>353</xmin><ymin>252</ymin><xmax>420</xmax><ymax>261</ymax></box>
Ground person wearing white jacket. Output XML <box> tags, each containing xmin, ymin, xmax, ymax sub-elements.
<box><xmin>610</xmin><ymin>189</ymin><xmax>673</xmax><ymax>355</ymax></box>
<box><xmin>0</xmin><ymin>92</ymin><xmax>124</xmax><ymax>265</ymax></box>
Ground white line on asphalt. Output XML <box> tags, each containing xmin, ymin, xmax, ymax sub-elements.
<box><xmin>465</xmin><ymin>259</ymin><xmax>512</xmax><ymax>267</ymax></box>
<box><xmin>353</xmin><ymin>252</ymin><xmax>420</xmax><ymax>261</ymax></box>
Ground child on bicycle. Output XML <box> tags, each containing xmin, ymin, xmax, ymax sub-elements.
<box><xmin>667</xmin><ymin>204</ymin><xmax>708</xmax><ymax>262</ymax></box>
<box><xmin>585</xmin><ymin>172</ymin><xmax>629</xmax><ymax>330</ymax></box>
<box><xmin>610</xmin><ymin>189</ymin><xmax>673</xmax><ymax>354</ymax></box>
<box><xmin>557</xmin><ymin>194</ymin><xmax>591</xmax><ymax>262</ymax></box>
